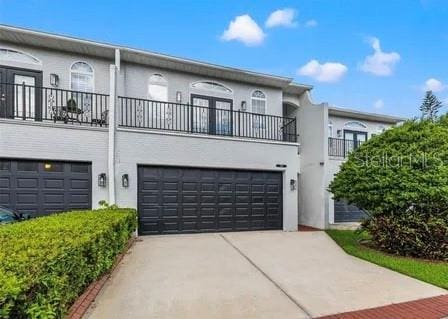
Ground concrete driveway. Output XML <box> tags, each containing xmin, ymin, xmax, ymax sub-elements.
<box><xmin>85</xmin><ymin>231</ymin><xmax>446</xmax><ymax>319</ymax></box>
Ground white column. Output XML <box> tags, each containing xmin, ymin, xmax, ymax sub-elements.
<box><xmin>108</xmin><ymin>65</ymin><xmax>117</xmax><ymax>204</ymax></box>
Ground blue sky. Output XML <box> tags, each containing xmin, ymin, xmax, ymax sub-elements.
<box><xmin>1</xmin><ymin>0</ymin><xmax>447</xmax><ymax>117</ymax></box>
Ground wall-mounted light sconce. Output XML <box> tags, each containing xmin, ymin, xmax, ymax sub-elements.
<box><xmin>337</xmin><ymin>129</ymin><xmax>342</xmax><ymax>138</ymax></box>
<box><xmin>98</xmin><ymin>173</ymin><xmax>107</xmax><ymax>187</ymax></box>
<box><xmin>122</xmin><ymin>174</ymin><xmax>129</xmax><ymax>188</ymax></box>
<box><xmin>290</xmin><ymin>179</ymin><xmax>297</xmax><ymax>190</ymax></box>
<box><xmin>50</xmin><ymin>73</ymin><xmax>59</xmax><ymax>87</ymax></box>
<box><xmin>240</xmin><ymin>100</ymin><xmax>247</xmax><ymax>112</ymax></box>
<box><xmin>176</xmin><ymin>91</ymin><xmax>182</xmax><ymax>103</ymax></box>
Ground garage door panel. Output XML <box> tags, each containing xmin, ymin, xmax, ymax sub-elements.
<box><xmin>0</xmin><ymin>177</ymin><xmax>10</xmax><ymax>188</ymax></box>
<box><xmin>138</xmin><ymin>166</ymin><xmax>282</xmax><ymax>235</ymax></box>
<box><xmin>0</xmin><ymin>159</ymin><xmax>91</xmax><ymax>217</ymax></box>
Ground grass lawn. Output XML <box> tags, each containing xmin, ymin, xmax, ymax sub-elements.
<box><xmin>326</xmin><ymin>229</ymin><xmax>448</xmax><ymax>289</ymax></box>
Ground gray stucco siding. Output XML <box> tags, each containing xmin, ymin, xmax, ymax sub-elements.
<box><xmin>329</xmin><ymin>115</ymin><xmax>396</xmax><ymax>139</ymax></box>
<box><xmin>0</xmin><ymin>42</ymin><xmax>112</xmax><ymax>94</ymax></box>
<box><xmin>120</xmin><ymin>62</ymin><xmax>284</xmax><ymax>116</ymax></box>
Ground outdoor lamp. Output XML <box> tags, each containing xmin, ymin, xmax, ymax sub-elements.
<box><xmin>122</xmin><ymin>174</ymin><xmax>129</xmax><ymax>188</ymax></box>
<box><xmin>50</xmin><ymin>73</ymin><xmax>59</xmax><ymax>87</ymax></box>
<box><xmin>176</xmin><ymin>91</ymin><xmax>182</xmax><ymax>103</ymax></box>
<box><xmin>98</xmin><ymin>173</ymin><xmax>107</xmax><ymax>187</ymax></box>
<box><xmin>240</xmin><ymin>101</ymin><xmax>247</xmax><ymax>111</ymax></box>
<box><xmin>290</xmin><ymin>179</ymin><xmax>297</xmax><ymax>191</ymax></box>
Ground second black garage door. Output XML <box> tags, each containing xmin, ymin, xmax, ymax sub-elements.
<box><xmin>0</xmin><ymin>159</ymin><xmax>92</xmax><ymax>217</ymax></box>
<box><xmin>138</xmin><ymin>166</ymin><xmax>283</xmax><ymax>235</ymax></box>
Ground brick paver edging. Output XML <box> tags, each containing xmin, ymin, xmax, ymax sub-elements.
<box><xmin>66</xmin><ymin>236</ymin><xmax>137</xmax><ymax>319</ymax></box>
<box><xmin>316</xmin><ymin>294</ymin><xmax>448</xmax><ymax>319</ymax></box>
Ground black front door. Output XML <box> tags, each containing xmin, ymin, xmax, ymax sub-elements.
<box><xmin>190</xmin><ymin>94</ymin><xmax>233</xmax><ymax>136</ymax></box>
<box><xmin>0</xmin><ymin>66</ymin><xmax>43</xmax><ymax>120</ymax></box>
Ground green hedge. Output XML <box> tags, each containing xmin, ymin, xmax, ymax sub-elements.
<box><xmin>0</xmin><ymin>208</ymin><xmax>137</xmax><ymax>319</ymax></box>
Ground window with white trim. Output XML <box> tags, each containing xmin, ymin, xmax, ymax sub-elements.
<box><xmin>251</xmin><ymin>90</ymin><xmax>266</xmax><ymax>130</ymax></box>
<box><xmin>328</xmin><ymin>120</ymin><xmax>334</xmax><ymax>137</ymax></box>
<box><xmin>148</xmin><ymin>74</ymin><xmax>168</xmax><ymax>101</ymax></box>
<box><xmin>70</xmin><ymin>62</ymin><xmax>94</xmax><ymax>92</ymax></box>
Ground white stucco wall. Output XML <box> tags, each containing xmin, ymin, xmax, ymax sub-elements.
<box><xmin>115</xmin><ymin>129</ymin><xmax>299</xmax><ymax>231</ymax></box>
<box><xmin>296</xmin><ymin>94</ymin><xmax>328</xmax><ymax>229</ymax></box>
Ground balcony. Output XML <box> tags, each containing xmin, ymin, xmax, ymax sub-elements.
<box><xmin>328</xmin><ymin>137</ymin><xmax>363</xmax><ymax>158</ymax></box>
<box><xmin>0</xmin><ymin>82</ymin><xmax>109</xmax><ymax>126</ymax></box>
<box><xmin>118</xmin><ymin>96</ymin><xmax>297</xmax><ymax>142</ymax></box>
<box><xmin>0</xmin><ymin>82</ymin><xmax>297</xmax><ymax>143</ymax></box>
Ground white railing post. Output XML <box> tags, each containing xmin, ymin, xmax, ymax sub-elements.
<box><xmin>108</xmin><ymin>65</ymin><xmax>117</xmax><ymax>205</ymax></box>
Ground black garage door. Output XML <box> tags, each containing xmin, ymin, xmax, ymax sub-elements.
<box><xmin>138</xmin><ymin>166</ymin><xmax>283</xmax><ymax>235</ymax></box>
<box><xmin>334</xmin><ymin>200</ymin><xmax>367</xmax><ymax>223</ymax></box>
<box><xmin>0</xmin><ymin>159</ymin><xmax>92</xmax><ymax>217</ymax></box>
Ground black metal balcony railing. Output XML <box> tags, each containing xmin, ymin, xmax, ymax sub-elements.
<box><xmin>118</xmin><ymin>96</ymin><xmax>297</xmax><ymax>142</ymax></box>
<box><xmin>328</xmin><ymin>137</ymin><xmax>364</xmax><ymax>158</ymax></box>
<box><xmin>0</xmin><ymin>82</ymin><xmax>297</xmax><ymax>143</ymax></box>
<box><xmin>0</xmin><ymin>82</ymin><xmax>109</xmax><ymax>126</ymax></box>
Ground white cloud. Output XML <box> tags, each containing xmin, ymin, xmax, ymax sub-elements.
<box><xmin>221</xmin><ymin>15</ymin><xmax>265</xmax><ymax>46</ymax></box>
<box><xmin>373</xmin><ymin>99</ymin><xmax>384</xmax><ymax>109</ymax></box>
<box><xmin>360</xmin><ymin>37</ymin><xmax>400</xmax><ymax>76</ymax></box>
<box><xmin>423</xmin><ymin>78</ymin><xmax>446</xmax><ymax>92</ymax></box>
<box><xmin>298</xmin><ymin>59</ymin><xmax>348</xmax><ymax>83</ymax></box>
<box><xmin>265</xmin><ymin>8</ymin><xmax>297</xmax><ymax>28</ymax></box>
<box><xmin>305</xmin><ymin>19</ymin><xmax>318</xmax><ymax>28</ymax></box>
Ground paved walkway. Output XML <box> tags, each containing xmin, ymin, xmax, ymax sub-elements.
<box><xmin>85</xmin><ymin>231</ymin><xmax>446</xmax><ymax>319</ymax></box>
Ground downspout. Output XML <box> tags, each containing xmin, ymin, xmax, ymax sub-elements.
<box><xmin>107</xmin><ymin>49</ymin><xmax>120</xmax><ymax>205</ymax></box>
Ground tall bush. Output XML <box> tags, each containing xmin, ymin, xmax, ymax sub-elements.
<box><xmin>329</xmin><ymin>117</ymin><xmax>448</xmax><ymax>260</ymax></box>
<box><xmin>0</xmin><ymin>208</ymin><xmax>137</xmax><ymax>319</ymax></box>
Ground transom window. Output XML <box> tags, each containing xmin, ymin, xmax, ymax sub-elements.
<box><xmin>70</xmin><ymin>62</ymin><xmax>94</xmax><ymax>92</ymax></box>
<box><xmin>344</xmin><ymin>121</ymin><xmax>367</xmax><ymax>129</ymax></box>
<box><xmin>191</xmin><ymin>81</ymin><xmax>232</xmax><ymax>93</ymax></box>
<box><xmin>148</xmin><ymin>74</ymin><xmax>168</xmax><ymax>101</ymax></box>
<box><xmin>0</xmin><ymin>48</ymin><xmax>41</xmax><ymax>65</ymax></box>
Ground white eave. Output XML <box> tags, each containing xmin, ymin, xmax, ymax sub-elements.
<box><xmin>0</xmin><ymin>24</ymin><xmax>312</xmax><ymax>91</ymax></box>
<box><xmin>329</xmin><ymin>106</ymin><xmax>406</xmax><ymax>124</ymax></box>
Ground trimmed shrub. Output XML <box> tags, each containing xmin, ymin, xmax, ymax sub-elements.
<box><xmin>329</xmin><ymin>117</ymin><xmax>448</xmax><ymax>260</ymax></box>
<box><xmin>0</xmin><ymin>208</ymin><xmax>137</xmax><ymax>319</ymax></box>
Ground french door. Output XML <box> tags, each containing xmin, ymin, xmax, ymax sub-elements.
<box><xmin>343</xmin><ymin>130</ymin><xmax>367</xmax><ymax>154</ymax></box>
<box><xmin>190</xmin><ymin>94</ymin><xmax>233</xmax><ymax>136</ymax></box>
<box><xmin>0</xmin><ymin>66</ymin><xmax>43</xmax><ymax>120</ymax></box>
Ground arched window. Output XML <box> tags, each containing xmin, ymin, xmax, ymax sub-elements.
<box><xmin>344</xmin><ymin>121</ymin><xmax>367</xmax><ymax>129</ymax></box>
<box><xmin>328</xmin><ymin>120</ymin><xmax>333</xmax><ymax>137</ymax></box>
<box><xmin>251</xmin><ymin>90</ymin><xmax>266</xmax><ymax>114</ymax></box>
<box><xmin>70</xmin><ymin>62</ymin><xmax>94</xmax><ymax>92</ymax></box>
<box><xmin>148</xmin><ymin>74</ymin><xmax>168</xmax><ymax>101</ymax></box>
<box><xmin>191</xmin><ymin>81</ymin><xmax>232</xmax><ymax>93</ymax></box>
<box><xmin>0</xmin><ymin>48</ymin><xmax>41</xmax><ymax>65</ymax></box>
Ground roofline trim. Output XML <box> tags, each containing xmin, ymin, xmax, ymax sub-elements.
<box><xmin>0</xmin><ymin>24</ymin><xmax>308</xmax><ymax>88</ymax></box>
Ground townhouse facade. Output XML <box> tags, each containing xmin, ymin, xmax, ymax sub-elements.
<box><xmin>0</xmin><ymin>25</ymin><xmax>404</xmax><ymax>234</ymax></box>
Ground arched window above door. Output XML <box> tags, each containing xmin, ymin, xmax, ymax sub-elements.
<box><xmin>0</xmin><ymin>48</ymin><xmax>41</xmax><ymax>65</ymax></box>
